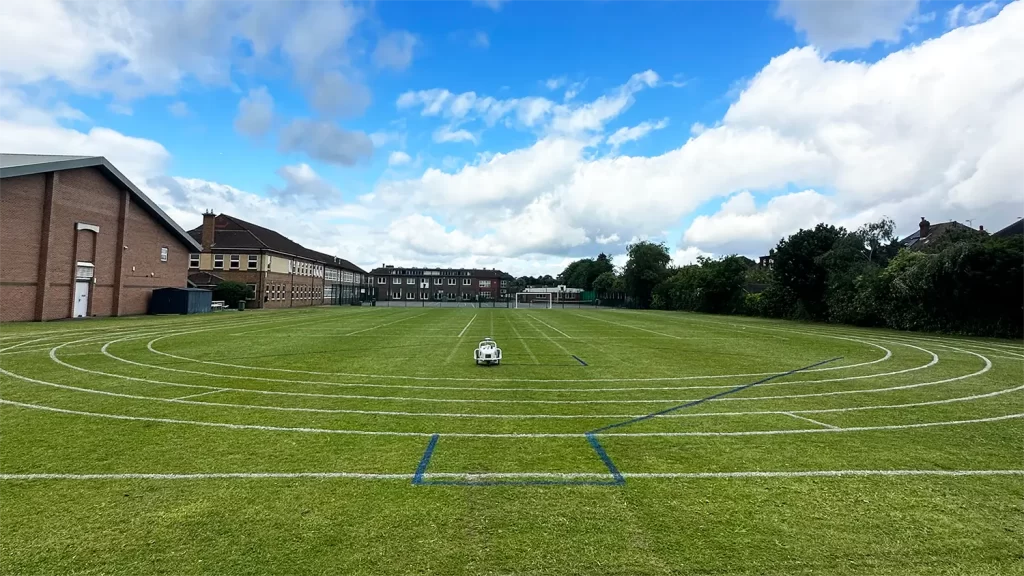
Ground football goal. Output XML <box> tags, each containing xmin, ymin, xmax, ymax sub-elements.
<box><xmin>515</xmin><ymin>292</ymin><xmax>552</xmax><ymax>309</ymax></box>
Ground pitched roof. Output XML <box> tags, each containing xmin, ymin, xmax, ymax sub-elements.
<box><xmin>188</xmin><ymin>214</ymin><xmax>366</xmax><ymax>273</ymax></box>
<box><xmin>188</xmin><ymin>271</ymin><xmax>226</xmax><ymax>286</ymax></box>
<box><xmin>900</xmin><ymin>221</ymin><xmax>973</xmax><ymax>249</ymax></box>
<box><xmin>993</xmin><ymin>219</ymin><xmax>1023</xmax><ymax>238</ymax></box>
<box><xmin>0</xmin><ymin>154</ymin><xmax>201</xmax><ymax>252</ymax></box>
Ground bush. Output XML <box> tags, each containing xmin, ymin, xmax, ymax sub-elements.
<box><xmin>213</xmin><ymin>281</ymin><xmax>254</xmax><ymax>308</ymax></box>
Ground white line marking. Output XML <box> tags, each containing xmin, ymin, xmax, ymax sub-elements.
<box><xmin>782</xmin><ymin>412</ymin><xmax>839</xmax><ymax>429</ymax></box>
<box><xmin>174</xmin><ymin>389</ymin><xmax>227</xmax><ymax>401</ymax></box>
<box><xmin>529</xmin><ymin>314</ymin><xmax>572</xmax><ymax>338</ymax></box>
<box><xmin>507</xmin><ymin>315</ymin><xmax>539</xmax><ymax>365</ymax></box>
<box><xmin>573</xmin><ymin>312</ymin><xmax>682</xmax><ymax>339</ymax></box>
<box><xmin>523</xmin><ymin>314</ymin><xmax>575</xmax><ymax>357</ymax></box>
<box><xmin>0</xmin><ymin>469</ymin><xmax>1019</xmax><ymax>482</ymax></box>
<box><xmin>346</xmin><ymin>312</ymin><xmax>427</xmax><ymax>336</ymax></box>
<box><xmin>457</xmin><ymin>314</ymin><xmax>478</xmax><ymax>338</ymax></box>
<box><xmin>1</xmin><ymin>399</ymin><xmax>1020</xmax><ymax>438</ymax></box>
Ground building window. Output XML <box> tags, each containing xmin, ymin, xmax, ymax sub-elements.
<box><xmin>189</xmin><ymin>254</ymin><xmax>200</xmax><ymax>269</ymax></box>
<box><xmin>214</xmin><ymin>255</ymin><xmax>224</xmax><ymax>269</ymax></box>
<box><xmin>248</xmin><ymin>255</ymin><xmax>258</xmax><ymax>270</ymax></box>
<box><xmin>230</xmin><ymin>255</ymin><xmax>240</xmax><ymax>269</ymax></box>
<box><xmin>407</xmin><ymin>278</ymin><xmax>415</xmax><ymax>285</ymax></box>
<box><xmin>435</xmin><ymin>278</ymin><xmax>443</xmax><ymax>285</ymax></box>
<box><xmin>463</xmin><ymin>278</ymin><xmax>471</xmax><ymax>285</ymax></box>
<box><xmin>448</xmin><ymin>278</ymin><xmax>456</xmax><ymax>285</ymax></box>
<box><xmin>393</xmin><ymin>278</ymin><xmax>401</xmax><ymax>284</ymax></box>
<box><xmin>392</xmin><ymin>291</ymin><xmax>401</xmax><ymax>299</ymax></box>
<box><xmin>160</xmin><ymin>247</ymin><xmax>169</xmax><ymax>262</ymax></box>
<box><xmin>407</xmin><ymin>292</ymin><xmax>414</xmax><ymax>299</ymax></box>
<box><xmin>479</xmin><ymin>280</ymin><xmax>491</xmax><ymax>288</ymax></box>
<box><xmin>75</xmin><ymin>262</ymin><xmax>94</xmax><ymax>280</ymax></box>
<box><xmin>447</xmin><ymin>292</ymin><xmax>456</xmax><ymax>300</ymax></box>
<box><xmin>378</xmin><ymin>277</ymin><xmax>386</xmax><ymax>284</ymax></box>
<box><xmin>421</xmin><ymin>291</ymin><xmax>428</xmax><ymax>299</ymax></box>
<box><xmin>246</xmin><ymin>284</ymin><xmax>257</xmax><ymax>299</ymax></box>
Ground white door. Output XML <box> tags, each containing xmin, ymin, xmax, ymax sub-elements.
<box><xmin>73</xmin><ymin>280</ymin><xmax>90</xmax><ymax>317</ymax></box>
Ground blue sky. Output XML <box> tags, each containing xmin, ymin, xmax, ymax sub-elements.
<box><xmin>1</xmin><ymin>0</ymin><xmax>1021</xmax><ymax>274</ymax></box>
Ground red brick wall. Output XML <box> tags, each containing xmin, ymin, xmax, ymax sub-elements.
<box><xmin>0</xmin><ymin>168</ymin><xmax>191</xmax><ymax>322</ymax></box>
<box><xmin>0</xmin><ymin>174</ymin><xmax>45</xmax><ymax>322</ymax></box>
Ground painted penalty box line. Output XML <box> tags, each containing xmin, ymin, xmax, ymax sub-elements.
<box><xmin>411</xmin><ymin>357</ymin><xmax>841</xmax><ymax>487</ymax></box>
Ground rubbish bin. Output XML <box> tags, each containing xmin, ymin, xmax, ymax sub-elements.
<box><xmin>238</xmin><ymin>301</ymin><xmax>245</xmax><ymax>311</ymax></box>
<box><xmin>371</xmin><ymin>299</ymin><xmax>376</xmax><ymax>307</ymax></box>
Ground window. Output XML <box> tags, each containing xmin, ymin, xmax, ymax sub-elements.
<box><xmin>230</xmin><ymin>255</ymin><xmax>240</xmax><ymax>269</ymax></box>
<box><xmin>160</xmin><ymin>247</ymin><xmax>168</xmax><ymax>262</ymax></box>
<box><xmin>393</xmin><ymin>278</ymin><xmax>401</xmax><ymax>284</ymax></box>
<box><xmin>407</xmin><ymin>292</ymin><xmax>414</xmax><ymax>299</ymax></box>
<box><xmin>421</xmin><ymin>291</ymin><xmax>428</xmax><ymax>299</ymax></box>
<box><xmin>214</xmin><ymin>255</ymin><xmax>224</xmax><ymax>269</ymax></box>
<box><xmin>189</xmin><ymin>254</ymin><xmax>200</xmax><ymax>269</ymax></box>
<box><xmin>448</xmin><ymin>278</ymin><xmax>456</xmax><ymax>285</ymax></box>
<box><xmin>378</xmin><ymin>277</ymin><xmax>386</xmax><ymax>284</ymax></box>
<box><xmin>75</xmin><ymin>262</ymin><xmax>94</xmax><ymax>280</ymax></box>
<box><xmin>392</xmin><ymin>291</ymin><xmax>401</xmax><ymax>299</ymax></box>
<box><xmin>447</xmin><ymin>292</ymin><xmax>456</xmax><ymax>300</ymax></box>
<box><xmin>479</xmin><ymin>280</ymin><xmax>492</xmax><ymax>288</ymax></box>
<box><xmin>435</xmin><ymin>278</ymin><xmax>443</xmax><ymax>285</ymax></box>
<box><xmin>246</xmin><ymin>284</ymin><xmax>257</xmax><ymax>300</ymax></box>
<box><xmin>248</xmin><ymin>255</ymin><xmax>258</xmax><ymax>270</ymax></box>
<box><xmin>463</xmin><ymin>278</ymin><xmax>471</xmax><ymax>285</ymax></box>
<box><xmin>407</xmin><ymin>278</ymin><xmax>415</xmax><ymax>285</ymax></box>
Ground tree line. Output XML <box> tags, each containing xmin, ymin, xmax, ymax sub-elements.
<box><xmin>544</xmin><ymin>218</ymin><xmax>1023</xmax><ymax>338</ymax></box>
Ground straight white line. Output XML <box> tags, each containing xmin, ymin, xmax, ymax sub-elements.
<box><xmin>529</xmin><ymin>314</ymin><xmax>572</xmax><ymax>338</ymax></box>
<box><xmin>0</xmin><ymin>470</ymin><xmax>1020</xmax><ymax>482</ymax></box>
<box><xmin>524</xmin><ymin>314</ymin><xmax>575</xmax><ymax>356</ymax></box>
<box><xmin>174</xmin><ymin>389</ymin><xmax>227</xmax><ymax>401</ymax></box>
<box><xmin>457</xmin><ymin>314</ymin><xmax>478</xmax><ymax>338</ymax></box>
<box><xmin>783</xmin><ymin>412</ymin><xmax>839</xmax><ymax>429</ymax></box>
<box><xmin>507</xmin><ymin>315</ymin><xmax>539</xmax><ymax>364</ymax></box>
<box><xmin>572</xmin><ymin>312</ymin><xmax>681</xmax><ymax>339</ymax></box>
<box><xmin>346</xmin><ymin>312</ymin><xmax>427</xmax><ymax>336</ymax></box>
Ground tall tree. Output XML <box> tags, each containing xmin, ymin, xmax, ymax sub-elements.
<box><xmin>772</xmin><ymin>223</ymin><xmax>846</xmax><ymax>319</ymax></box>
<box><xmin>623</xmin><ymin>241</ymin><xmax>671</xmax><ymax>308</ymax></box>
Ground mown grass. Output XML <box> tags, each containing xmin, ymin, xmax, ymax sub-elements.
<box><xmin>1</xmin><ymin>306</ymin><xmax>1022</xmax><ymax>575</ymax></box>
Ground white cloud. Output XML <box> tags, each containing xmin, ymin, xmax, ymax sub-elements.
<box><xmin>109</xmin><ymin>103</ymin><xmax>133</xmax><ymax>116</ymax></box>
<box><xmin>373</xmin><ymin>31</ymin><xmax>418</xmax><ymax>71</ymax></box>
<box><xmin>946</xmin><ymin>1</ymin><xmax>1000</xmax><ymax>28</ymax></box>
<box><xmin>234</xmin><ymin>87</ymin><xmax>274</xmax><ymax>138</ymax></box>
<box><xmin>776</xmin><ymin>0</ymin><xmax>921</xmax><ymax>53</ymax></box>
<box><xmin>472</xmin><ymin>31</ymin><xmax>490</xmax><ymax>49</ymax></box>
<box><xmin>279</xmin><ymin>119</ymin><xmax>374</xmax><ymax>166</ymax></box>
<box><xmin>308</xmin><ymin>71</ymin><xmax>371</xmax><ymax>118</ymax></box>
<box><xmin>388</xmin><ymin>151</ymin><xmax>412</xmax><ymax>166</ymax></box>
<box><xmin>607</xmin><ymin>118</ymin><xmax>669</xmax><ymax>150</ymax></box>
<box><xmin>168</xmin><ymin>101</ymin><xmax>190</xmax><ymax>118</ymax></box>
<box><xmin>433</xmin><ymin>126</ymin><xmax>478</xmax><ymax>144</ymax></box>
<box><xmin>545</xmin><ymin>76</ymin><xmax>566</xmax><ymax>90</ymax></box>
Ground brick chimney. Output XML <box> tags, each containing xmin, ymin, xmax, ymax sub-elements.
<box><xmin>201</xmin><ymin>210</ymin><xmax>216</xmax><ymax>250</ymax></box>
<box><xmin>979</xmin><ymin>225</ymin><xmax>985</xmax><ymax>233</ymax></box>
<box><xmin>919</xmin><ymin>217</ymin><xmax>931</xmax><ymax>239</ymax></box>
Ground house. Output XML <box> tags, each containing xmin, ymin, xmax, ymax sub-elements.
<box><xmin>0</xmin><ymin>154</ymin><xmax>200</xmax><ymax>322</ymax></box>
<box><xmin>368</xmin><ymin>265</ymin><xmax>511</xmax><ymax>302</ymax></box>
<box><xmin>900</xmin><ymin>217</ymin><xmax>977</xmax><ymax>250</ymax></box>
<box><xmin>992</xmin><ymin>218</ymin><xmax>1023</xmax><ymax>238</ymax></box>
<box><xmin>187</xmin><ymin>212</ymin><xmax>366</xmax><ymax>308</ymax></box>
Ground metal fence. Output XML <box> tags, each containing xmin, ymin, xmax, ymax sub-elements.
<box><xmin>368</xmin><ymin>299</ymin><xmax>606</xmax><ymax>309</ymax></box>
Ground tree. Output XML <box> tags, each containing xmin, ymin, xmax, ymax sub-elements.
<box><xmin>772</xmin><ymin>224</ymin><xmax>846</xmax><ymax>319</ymax></box>
<box><xmin>622</xmin><ymin>241</ymin><xmax>671</xmax><ymax>308</ymax></box>
<box><xmin>592</xmin><ymin>271</ymin><xmax>619</xmax><ymax>296</ymax></box>
<box><xmin>213</xmin><ymin>281</ymin><xmax>254</xmax><ymax>307</ymax></box>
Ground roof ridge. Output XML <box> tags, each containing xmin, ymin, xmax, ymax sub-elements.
<box><xmin>223</xmin><ymin>214</ymin><xmax>271</xmax><ymax>249</ymax></box>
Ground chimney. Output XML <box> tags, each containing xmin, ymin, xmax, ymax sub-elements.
<box><xmin>201</xmin><ymin>210</ymin><xmax>216</xmax><ymax>250</ymax></box>
<box><xmin>919</xmin><ymin>216</ymin><xmax>931</xmax><ymax>239</ymax></box>
<box><xmin>979</xmin><ymin>225</ymin><xmax>985</xmax><ymax>233</ymax></box>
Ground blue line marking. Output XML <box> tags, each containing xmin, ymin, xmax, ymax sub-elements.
<box><xmin>412</xmin><ymin>357</ymin><xmax>841</xmax><ymax>487</ymax></box>
<box><xmin>586</xmin><ymin>433</ymin><xmax>625</xmax><ymax>484</ymax></box>
<box><xmin>572</xmin><ymin>355</ymin><xmax>588</xmax><ymax>366</ymax></box>
<box><xmin>412</xmin><ymin>433</ymin><xmax>439</xmax><ymax>485</ymax></box>
<box><xmin>588</xmin><ymin>356</ymin><xmax>843</xmax><ymax>434</ymax></box>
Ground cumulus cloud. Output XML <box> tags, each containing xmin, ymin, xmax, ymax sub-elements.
<box><xmin>388</xmin><ymin>151</ymin><xmax>412</xmax><ymax>166</ymax></box>
<box><xmin>434</xmin><ymin>126</ymin><xmax>478</xmax><ymax>144</ymax></box>
<box><xmin>308</xmin><ymin>71</ymin><xmax>371</xmax><ymax>118</ymax></box>
<box><xmin>946</xmin><ymin>1</ymin><xmax>1000</xmax><ymax>28</ymax></box>
<box><xmin>234</xmin><ymin>87</ymin><xmax>274</xmax><ymax>137</ymax></box>
<box><xmin>607</xmin><ymin>118</ymin><xmax>669</xmax><ymax>150</ymax></box>
<box><xmin>373</xmin><ymin>31</ymin><xmax>418</xmax><ymax>71</ymax></box>
<box><xmin>776</xmin><ymin>0</ymin><xmax>921</xmax><ymax>53</ymax></box>
<box><xmin>278</xmin><ymin>119</ymin><xmax>374</xmax><ymax>166</ymax></box>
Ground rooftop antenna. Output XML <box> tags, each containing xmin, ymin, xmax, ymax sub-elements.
<box><xmin>966</xmin><ymin>219</ymin><xmax>974</xmax><ymax>228</ymax></box>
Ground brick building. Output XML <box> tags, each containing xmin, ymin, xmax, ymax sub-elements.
<box><xmin>368</xmin><ymin>264</ymin><xmax>513</xmax><ymax>302</ymax></box>
<box><xmin>187</xmin><ymin>212</ymin><xmax>366</xmax><ymax>308</ymax></box>
<box><xmin>0</xmin><ymin>154</ymin><xmax>200</xmax><ymax>322</ymax></box>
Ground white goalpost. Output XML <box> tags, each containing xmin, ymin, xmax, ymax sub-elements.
<box><xmin>515</xmin><ymin>292</ymin><xmax>552</xmax><ymax>309</ymax></box>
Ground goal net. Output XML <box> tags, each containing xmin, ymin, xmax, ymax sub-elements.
<box><xmin>515</xmin><ymin>292</ymin><xmax>552</xmax><ymax>309</ymax></box>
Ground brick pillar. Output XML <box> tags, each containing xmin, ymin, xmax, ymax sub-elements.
<box><xmin>111</xmin><ymin>188</ymin><xmax>130</xmax><ymax>316</ymax></box>
<box><xmin>33</xmin><ymin>172</ymin><xmax>56</xmax><ymax>321</ymax></box>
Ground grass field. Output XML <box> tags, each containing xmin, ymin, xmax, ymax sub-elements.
<box><xmin>1</xmin><ymin>306</ymin><xmax>1022</xmax><ymax>575</ymax></box>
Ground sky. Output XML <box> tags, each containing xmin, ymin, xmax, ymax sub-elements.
<box><xmin>1</xmin><ymin>0</ymin><xmax>1021</xmax><ymax>276</ymax></box>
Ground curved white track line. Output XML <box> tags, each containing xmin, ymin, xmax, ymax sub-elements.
<box><xmin>1</xmin><ymin>398</ymin><xmax>1020</xmax><ymax>437</ymax></box>
<box><xmin>1</xmin><ymin>469</ymin><xmax>1020</xmax><ymax>482</ymax></box>
<box><xmin>141</xmin><ymin>330</ymin><xmax>894</xmax><ymax>383</ymax></box>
